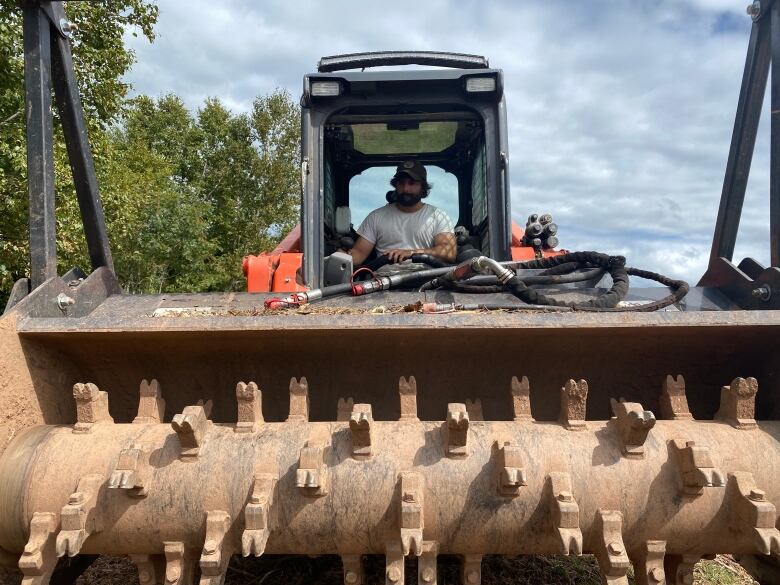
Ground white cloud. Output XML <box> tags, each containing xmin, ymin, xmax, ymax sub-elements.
<box><xmin>124</xmin><ymin>0</ymin><xmax>774</xmax><ymax>284</ymax></box>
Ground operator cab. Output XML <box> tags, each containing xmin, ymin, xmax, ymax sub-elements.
<box><xmin>301</xmin><ymin>51</ymin><xmax>511</xmax><ymax>287</ymax></box>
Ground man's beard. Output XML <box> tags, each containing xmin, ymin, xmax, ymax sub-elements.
<box><xmin>396</xmin><ymin>193</ymin><xmax>423</xmax><ymax>207</ymax></box>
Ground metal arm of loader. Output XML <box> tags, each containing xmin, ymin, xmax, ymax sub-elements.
<box><xmin>22</xmin><ymin>1</ymin><xmax>113</xmax><ymax>291</ymax></box>
<box><xmin>699</xmin><ymin>0</ymin><xmax>780</xmax><ymax>307</ymax></box>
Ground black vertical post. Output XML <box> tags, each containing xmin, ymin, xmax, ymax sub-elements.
<box><xmin>49</xmin><ymin>2</ymin><xmax>114</xmax><ymax>273</ymax></box>
<box><xmin>706</xmin><ymin>15</ymin><xmax>771</xmax><ymax>266</ymax></box>
<box><xmin>23</xmin><ymin>2</ymin><xmax>57</xmax><ymax>289</ymax></box>
<box><xmin>771</xmin><ymin>1</ymin><xmax>780</xmax><ymax>266</ymax></box>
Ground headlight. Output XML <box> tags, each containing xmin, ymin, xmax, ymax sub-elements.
<box><xmin>311</xmin><ymin>81</ymin><xmax>341</xmax><ymax>96</ymax></box>
<box><xmin>465</xmin><ymin>77</ymin><xmax>496</xmax><ymax>92</ymax></box>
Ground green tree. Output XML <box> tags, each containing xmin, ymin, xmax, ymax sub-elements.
<box><xmin>0</xmin><ymin>0</ymin><xmax>158</xmax><ymax>303</ymax></box>
<box><xmin>1</xmin><ymin>1</ymin><xmax>301</xmax><ymax>304</ymax></box>
<box><xmin>112</xmin><ymin>91</ymin><xmax>300</xmax><ymax>292</ymax></box>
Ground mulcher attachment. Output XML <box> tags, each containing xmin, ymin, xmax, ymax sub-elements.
<box><xmin>2</xmin><ymin>375</ymin><xmax>779</xmax><ymax>585</ymax></box>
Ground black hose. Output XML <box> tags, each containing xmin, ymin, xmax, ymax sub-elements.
<box><xmin>431</xmin><ymin>266</ymin><xmax>605</xmax><ymax>293</ymax></box>
<box><xmin>357</xmin><ymin>253</ymin><xmax>452</xmax><ymax>278</ymax></box>
<box><xmin>410</xmin><ymin>253</ymin><xmax>451</xmax><ymax>268</ymax></box>
<box><xmin>503</xmin><ymin>252</ymin><xmax>629</xmax><ymax>309</ymax></box>
<box><xmin>319</xmin><ymin>282</ymin><xmax>354</xmax><ymax>298</ymax></box>
<box><xmin>418</xmin><ymin>251</ymin><xmax>687</xmax><ymax>312</ymax></box>
<box><xmin>277</xmin><ymin>251</ymin><xmax>687</xmax><ymax>313</ymax></box>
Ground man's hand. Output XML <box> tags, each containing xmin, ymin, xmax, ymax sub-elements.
<box><xmin>385</xmin><ymin>249</ymin><xmax>416</xmax><ymax>264</ymax></box>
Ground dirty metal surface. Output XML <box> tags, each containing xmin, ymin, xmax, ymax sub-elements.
<box><xmin>0</xmin><ymin>377</ymin><xmax>777</xmax><ymax>585</ymax></box>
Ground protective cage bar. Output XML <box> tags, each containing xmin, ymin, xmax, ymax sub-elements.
<box><xmin>22</xmin><ymin>1</ymin><xmax>113</xmax><ymax>290</ymax></box>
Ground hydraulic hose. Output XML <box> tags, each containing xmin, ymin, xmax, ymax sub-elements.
<box><xmin>424</xmin><ymin>252</ymin><xmax>687</xmax><ymax>312</ymax></box>
<box><xmin>265</xmin><ymin>252</ymin><xmax>688</xmax><ymax>312</ymax></box>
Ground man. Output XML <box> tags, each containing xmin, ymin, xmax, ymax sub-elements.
<box><xmin>348</xmin><ymin>161</ymin><xmax>457</xmax><ymax>267</ymax></box>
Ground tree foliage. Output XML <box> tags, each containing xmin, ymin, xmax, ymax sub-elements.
<box><xmin>0</xmin><ymin>1</ymin><xmax>301</xmax><ymax>305</ymax></box>
<box><xmin>108</xmin><ymin>91</ymin><xmax>300</xmax><ymax>293</ymax></box>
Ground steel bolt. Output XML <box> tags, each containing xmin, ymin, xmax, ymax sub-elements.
<box><xmin>557</xmin><ymin>490</ymin><xmax>573</xmax><ymax>503</ymax></box>
<box><xmin>751</xmin><ymin>285</ymin><xmax>771</xmax><ymax>301</ymax></box>
<box><xmin>649</xmin><ymin>567</ymin><xmax>665</xmax><ymax>582</ymax></box>
<box><xmin>387</xmin><ymin>567</ymin><xmax>401</xmax><ymax>582</ymax></box>
<box><xmin>607</xmin><ymin>541</ymin><xmax>624</xmax><ymax>556</ymax></box>
<box><xmin>749</xmin><ymin>488</ymin><xmax>766</xmax><ymax>501</ymax></box>
<box><xmin>56</xmin><ymin>293</ymin><xmax>76</xmax><ymax>310</ymax></box>
<box><xmin>345</xmin><ymin>570</ymin><xmax>358</xmax><ymax>584</ymax></box>
<box><xmin>203</xmin><ymin>539</ymin><xmax>217</xmax><ymax>554</ymax></box>
<box><xmin>421</xmin><ymin>567</ymin><xmax>435</xmax><ymax>582</ymax></box>
<box><xmin>59</xmin><ymin>18</ymin><xmax>78</xmax><ymax>35</ymax></box>
<box><xmin>68</xmin><ymin>492</ymin><xmax>85</xmax><ymax>505</ymax></box>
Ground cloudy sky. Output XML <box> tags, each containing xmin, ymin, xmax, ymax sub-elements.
<box><xmin>124</xmin><ymin>0</ymin><xmax>773</xmax><ymax>284</ymax></box>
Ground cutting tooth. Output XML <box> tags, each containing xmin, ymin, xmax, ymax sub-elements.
<box><xmin>287</xmin><ymin>377</ymin><xmax>309</xmax><ymax>422</ymax></box>
<box><xmin>349</xmin><ymin>403</ymin><xmax>373</xmax><ymax>459</ymax></box>
<box><xmin>19</xmin><ymin>512</ymin><xmax>58</xmax><ymax>585</ymax></box>
<box><xmin>465</xmin><ymin>399</ymin><xmax>483</xmax><ymax>421</ymax></box>
<box><xmin>107</xmin><ymin>445</ymin><xmax>149</xmax><ymax>497</ymax></box>
<box><xmin>610</xmin><ymin>398</ymin><xmax>656</xmax><ymax>458</ymax></box>
<box><xmin>461</xmin><ymin>554</ymin><xmax>482</xmax><ymax>585</ymax></box>
<box><xmin>337</xmin><ymin>397</ymin><xmax>354</xmax><ymax>421</ymax></box>
<box><xmin>235</xmin><ymin>381</ymin><xmax>263</xmax><ymax>433</ymax></box>
<box><xmin>548</xmin><ymin>472</ymin><xmax>582</xmax><ymax>555</ymax></box>
<box><xmin>296</xmin><ymin>442</ymin><xmax>328</xmax><ymax>496</ymax></box>
<box><xmin>342</xmin><ymin>554</ymin><xmax>364</xmax><ymax>585</ymax></box>
<box><xmin>129</xmin><ymin>554</ymin><xmax>165</xmax><ymax>585</ymax></box>
<box><xmin>399</xmin><ymin>472</ymin><xmax>424</xmax><ymax>556</ymax></box>
<box><xmin>659</xmin><ymin>374</ymin><xmax>691</xmax><ymax>420</ymax></box>
<box><xmin>593</xmin><ymin>510</ymin><xmax>630</xmax><ymax>585</ymax></box>
<box><xmin>715</xmin><ymin>377</ymin><xmax>758</xmax><ymax>429</ymax></box>
<box><xmin>72</xmin><ymin>382</ymin><xmax>113</xmax><ymax>433</ymax></box>
<box><xmin>445</xmin><ymin>403</ymin><xmax>469</xmax><ymax>458</ymax></box>
<box><xmin>242</xmin><ymin>469</ymin><xmax>278</xmax><ymax>557</ymax></box>
<box><xmin>417</xmin><ymin>542</ymin><xmax>438</xmax><ymax>584</ymax></box>
<box><xmin>510</xmin><ymin>376</ymin><xmax>534</xmax><ymax>422</ymax></box>
<box><xmin>727</xmin><ymin>471</ymin><xmax>780</xmax><ymax>555</ymax></box>
<box><xmin>163</xmin><ymin>542</ymin><xmax>194</xmax><ymax>585</ymax></box>
<box><xmin>663</xmin><ymin>554</ymin><xmax>699</xmax><ymax>585</ymax></box>
<box><xmin>171</xmin><ymin>405</ymin><xmax>210</xmax><ymax>459</ymax></box>
<box><xmin>669</xmin><ymin>439</ymin><xmax>725</xmax><ymax>495</ymax></box>
<box><xmin>399</xmin><ymin>376</ymin><xmax>418</xmax><ymax>421</ymax></box>
<box><xmin>199</xmin><ymin>510</ymin><xmax>231</xmax><ymax>585</ymax></box>
<box><xmin>498</xmin><ymin>442</ymin><xmax>526</xmax><ymax>496</ymax></box>
<box><xmin>55</xmin><ymin>475</ymin><xmax>103</xmax><ymax>558</ymax></box>
<box><xmin>133</xmin><ymin>379</ymin><xmax>166</xmax><ymax>424</ymax></box>
<box><xmin>559</xmin><ymin>379</ymin><xmax>588</xmax><ymax>430</ymax></box>
<box><xmin>385</xmin><ymin>541</ymin><xmax>404</xmax><ymax>585</ymax></box>
<box><xmin>631</xmin><ymin>540</ymin><xmax>666</xmax><ymax>585</ymax></box>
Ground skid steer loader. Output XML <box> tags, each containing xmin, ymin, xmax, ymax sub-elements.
<box><xmin>1</xmin><ymin>1</ymin><xmax>779</xmax><ymax>584</ymax></box>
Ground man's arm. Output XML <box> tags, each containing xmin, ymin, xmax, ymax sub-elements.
<box><xmin>385</xmin><ymin>232</ymin><xmax>457</xmax><ymax>264</ymax></box>
<box><xmin>418</xmin><ymin>232</ymin><xmax>456</xmax><ymax>262</ymax></box>
<box><xmin>347</xmin><ymin>236</ymin><xmax>375</xmax><ymax>266</ymax></box>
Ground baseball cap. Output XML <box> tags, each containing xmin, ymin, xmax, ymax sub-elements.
<box><xmin>393</xmin><ymin>160</ymin><xmax>427</xmax><ymax>183</ymax></box>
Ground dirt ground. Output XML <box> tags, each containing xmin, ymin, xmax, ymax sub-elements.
<box><xmin>0</xmin><ymin>553</ymin><xmax>759</xmax><ymax>585</ymax></box>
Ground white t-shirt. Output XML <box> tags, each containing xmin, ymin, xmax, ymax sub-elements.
<box><xmin>356</xmin><ymin>203</ymin><xmax>454</xmax><ymax>254</ymax></box>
